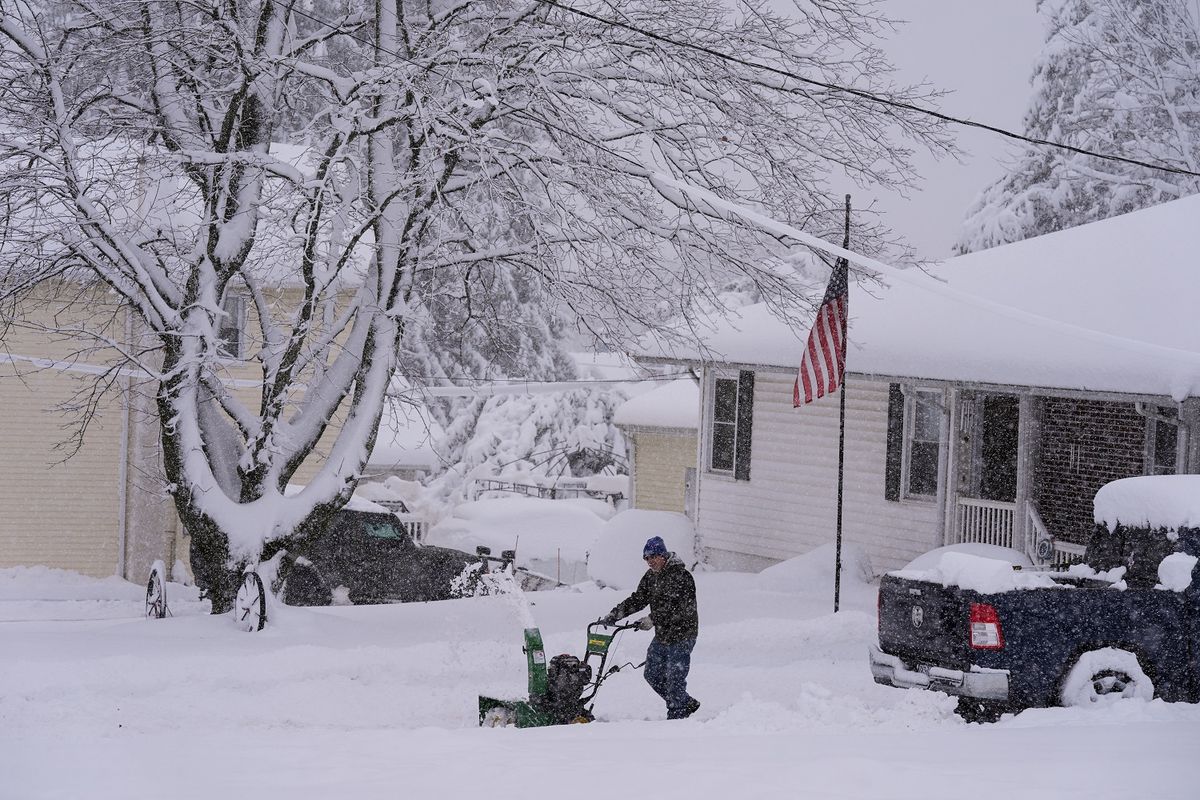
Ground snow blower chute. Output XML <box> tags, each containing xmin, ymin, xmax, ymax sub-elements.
<box><xmin>478</xmin><ymin>620</ymin><xmax>643</xmax><ymax>728</ymax></box>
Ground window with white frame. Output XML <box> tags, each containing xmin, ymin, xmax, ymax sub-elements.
<box><xmin>885</xmin><ymin>384</ymin><xmax>943</xmax><ymax>501</ymax></box>
<box><xmin>707</xmin><ymin>370</ymin><xmax>754</xmax><ymax>480</ymax></box>
<box><xmin>216</xmin><ymin>291</ymin><xmax>246</xmax><ymax>360</ymax></box>
<box><xmin>1148</xmin><ymin>407</ymin><xmax>1179</xmax><ymax>476</ymax></box>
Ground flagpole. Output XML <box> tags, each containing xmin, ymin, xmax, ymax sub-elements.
<box><xmin>834</xmin><ymin>195</ymin><xmax>851</xmax><ymax>614</ymax></box>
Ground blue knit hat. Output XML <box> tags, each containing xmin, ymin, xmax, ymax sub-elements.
<box><xmin>642</xmin><ymin>536</ymin><xmax>668</xmax><ymax>559</ymax></box>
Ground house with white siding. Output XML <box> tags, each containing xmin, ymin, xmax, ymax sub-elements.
<box><xmin>632</xmin><ymin>196</ymin><xmax>1200</xmax><ymax>575</ymax></box>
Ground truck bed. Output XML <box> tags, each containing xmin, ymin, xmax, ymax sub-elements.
<box><xmin>875</xmin><ymin>570</ymin><xmax>1194</xmax><ymax>707</ymax></box>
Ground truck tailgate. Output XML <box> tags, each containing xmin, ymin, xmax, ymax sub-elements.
<box><xmin>878</xmin><ymin>574</ymin><xmax>971</xmax><ymax>669</ymax></box>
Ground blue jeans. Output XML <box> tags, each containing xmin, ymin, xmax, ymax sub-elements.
<box><xmin>644</xmin><ymin>638</ymin><xmax>696</xmax><ymax>716</ymax></box>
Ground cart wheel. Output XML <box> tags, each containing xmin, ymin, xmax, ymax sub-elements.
<box><xmin>234</xmin><ymin>571</ymin><xmax>267</xmax><ymax>632</ymax></box>
<box><xmin>481</xmin><ymin>707</ymin><xmax>515</xmax><ymax>728</ymax></box>
<box><xmin>145</xmin><ymin>561</ymin><xmax>168</xmax><ymax>619</ymax></box>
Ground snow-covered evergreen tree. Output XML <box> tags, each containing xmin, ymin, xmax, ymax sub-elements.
<box><xmin>956</xmin><ymin>0</ymin><xmax>1200</xmax><ymax>253</ymax></box>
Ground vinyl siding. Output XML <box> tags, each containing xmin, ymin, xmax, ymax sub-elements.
<box><xmin>1</xmin><ymin>284</ymin><xmax>371</xmax><ymax>579</ymax></box>
<box><xmin>629</xmin><ymin>429</ymin><xmax>696</xmax><ymax>513</ymax></box>
<box><xmin>0</xmin><ymin>293</ymin><xmax>127</xmax><ymax>576</ymax></box>
<box><xmin>696</xmin><ymin>372</ymin><xmax>941</xmax><ymax>575</ymax></box>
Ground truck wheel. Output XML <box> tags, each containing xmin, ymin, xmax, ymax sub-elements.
<box><xmin>1060</xmin><ymin>647</ymin><xmax>1154</xmax><ymax>707</ymax></box>
<box><xmin>954</xmin><ymin>697</ymin><xmax>1007</xmax><ymax>724</ymax></box>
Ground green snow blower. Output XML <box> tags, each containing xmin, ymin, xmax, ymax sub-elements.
<box><xmin>478</xmin><ymin>620</ymin><xmax>644</xmax><ymax>728</ymax></box>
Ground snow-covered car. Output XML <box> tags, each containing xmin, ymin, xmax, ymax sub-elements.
<box><xmin>276</xmin><ymin>506</ymin><xmax>482</xmax><ymax>606</ymax></box>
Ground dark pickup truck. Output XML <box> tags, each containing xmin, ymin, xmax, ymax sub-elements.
<box><xmin>870</xmin><ymin>477</ymin><xmax>1200</xmax><ymax>721</ymax></box>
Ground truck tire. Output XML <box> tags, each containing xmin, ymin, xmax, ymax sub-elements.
<box><xmin>954</xmin><ymin>697</ymin><xmax>1007</xmax><ymax>724</ymax></box>
<box><xmin>1060</xmin><ymin>647</ymin><xmax>1154</xmax><ymax>707</ymax></box>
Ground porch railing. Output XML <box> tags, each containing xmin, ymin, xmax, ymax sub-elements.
<box><xmin>1024</xmin><ymin>502</ymin><xmax>1051</xmax><ymax>563</ymax></box>
<box><xmin>951</xmin><ymin>497</ymin><xmax>1016</xmax><ymax>549</ymax></box>
<box><xmin>1024</xmin><ymin>502</ymin><xmax>1087</xmax><ymax>566</ymax></box>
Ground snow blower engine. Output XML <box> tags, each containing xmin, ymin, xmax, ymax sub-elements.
<box><xmin>479</xmin><ymin>619</ymin><xmax>644</xmax><ymax>728</ymax></box>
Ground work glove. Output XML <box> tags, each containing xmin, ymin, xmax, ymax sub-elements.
<box><xmin>634</xmin><ymin>616</ymin><xmax>654</xmax><ymax>631</ymax></box>
<box><xmin>599</xmin><ymin>612</ymin><xmax>618</xmax><ymax>626</ymax></box>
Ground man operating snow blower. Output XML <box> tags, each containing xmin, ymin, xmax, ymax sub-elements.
<box><xmin>599</xmin><ymin>536</ymin><xmax>701</xmax><ymax>720</ymax></box>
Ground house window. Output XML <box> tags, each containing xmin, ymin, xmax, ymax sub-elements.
<box><xmin>216</xmin><ymin>292</ymin><xmax>246</xmax><ymax>359</ymax></box>
<box><xmin>1148</xmin><ymin>408</ymin><xmax>1178</xmax><ymax>475</ymax></box>
<box><xmin>885</xmin><ymin>384</ymin><xmax>943</xmax><ymax>501</ymax></box>
<box><xmin>708</xmin><ymin>370</ymin><xmax>754</xmax><ymax>480</ymax></box>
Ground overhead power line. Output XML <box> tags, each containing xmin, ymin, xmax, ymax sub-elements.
<box><xmin>285</xmin><ymin>0</ymin><xmax>1199</xmax><ymax>178</ymax></box>
<box><xmin>532</xmin><ymin>0</ymin><xmax>1200</xmax><ymax>179</ymax></box>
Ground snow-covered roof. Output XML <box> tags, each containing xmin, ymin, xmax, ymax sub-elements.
<box><xmin>613</xmin><ymin>379</ymin><xmax>700</xmax><ymax>429</ymax></box>
<box><xmin>1093</xmin><ymin>475</ymin><xmax>1200</xmax><ymax>531</ymax></box>
<box><xmin>638</xmin><ymin>195</ymin><xmax>1200</xmax><ymax>400</ymax></box>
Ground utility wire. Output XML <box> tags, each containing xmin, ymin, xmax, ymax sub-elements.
<box><xmin>285</xmin><ymin>1</ymin><xmax>1199</xmax><ymax>178</ymax></box>
<box><xmin>532</xmin><ymin>0</ymin><xmax>1200</xmax><ymax>179</ymax></box>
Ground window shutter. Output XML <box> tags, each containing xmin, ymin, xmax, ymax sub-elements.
<box><xmin>734</xmin><ymin>370</ymin><xmax>755</xmax><ymax>481</ymax></box>
<box><xmin>885</xmin><ymin>383</ymin><xmax>904</xmax><ymax>501</ymax></box>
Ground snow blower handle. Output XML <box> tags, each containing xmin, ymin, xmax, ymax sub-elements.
<box><xmin>590</xmin><ymin>618</ymin><xmax>640</xmax><ymax>633</ymax></box>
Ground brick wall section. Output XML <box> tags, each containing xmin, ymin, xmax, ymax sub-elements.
<box><xmin>1036</xmin><ymin>397</ymin><xmax>1146</xmax><ymax>544</ymax></box>
<box><xmin>631</xmin><ymin>430</ymin><xmax>696</xmax><ymax>513</ymax></box>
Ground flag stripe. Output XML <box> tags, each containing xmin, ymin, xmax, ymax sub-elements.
<box><xmin>793</xmin><ymin>258</ymin><xmax>849</xmax><ymax>408</ymax></box>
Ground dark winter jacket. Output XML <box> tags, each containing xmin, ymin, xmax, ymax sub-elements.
<box><xmin>608</xmin><ymin>553</ymin><xmax>698</xmax><ymax>644</ymax></box>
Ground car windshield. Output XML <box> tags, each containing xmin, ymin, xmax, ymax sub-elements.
<box><xmin>363</xmin><ymin>520</ymin><xmax>406</xmax><ymax>540</ymax></box>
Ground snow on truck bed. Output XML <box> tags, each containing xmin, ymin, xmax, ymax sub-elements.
<box><xmin>890</xmin><ymin>550</ymin><xmax>1064</xmax><ymax>594</ymax></box>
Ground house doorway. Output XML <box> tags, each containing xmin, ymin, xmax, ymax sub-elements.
<box><xmin>951</xmin><ymin>392</ymin><xmax>1022</xmax><ymax>549</ymax></box>
<box><xmin>980</xmin><ymin>395</ymin><xmax>1020</xmax><ymax>502</ymax></box>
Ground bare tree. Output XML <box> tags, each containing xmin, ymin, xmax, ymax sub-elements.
<box><xmin>0</xmin><ymin>0</ymin><xmax>949</xmax><ymax>610</ymax></box>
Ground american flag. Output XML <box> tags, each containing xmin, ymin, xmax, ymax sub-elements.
<box><xmin>793</xmin><ymin>256</ymin><xmax>849</xmax><ymax>407</ymax></box>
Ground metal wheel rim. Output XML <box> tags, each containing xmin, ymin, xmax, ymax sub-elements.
<box><xmin>145</xmin><ymin>567</ymin><xmax>167</xmax><ymax>619</ymax></box>
<box><xmin>234</xmin><ymin>572</ymin><xmax>267</xmax><ymax>632</ymax></box>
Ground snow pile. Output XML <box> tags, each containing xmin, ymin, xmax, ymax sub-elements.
<box><xmin>892</xmin><ymin>551</ymin><xmax>1063</xmax><ymax>594</ymax></box>
<box><xmin>425</xmin><ymin>497</ymin><xmax>611</xmax><ymax>584</ymax></box>
<box><xmin>0</xmin><ymin>566</ymin><xmax>207</xmax><ymax>621</ymax></box>
<box><xmin>902</xmin><ymin>543</ymin><xmax>1032</xmax><ymax>573</ymax></box>
<box><xmin>1065</xmin><ymin>563</ymin><xmax>1129</xmax><ymax>586</ymax></box>
<box><xmin>587</xmin><ymin>510</ymin><xmax>696</xmax><ymax>589</ymax></box>
<box><xmin>1093</xmin><ymin>475</ymin><xmax>1200</xmax><ymax>532</ymax></box>
<box><xmin>1157</xmin><ymin>553</ymin><xmax>1198</xmax><ymax>592</ymax></box>
<box><xmin>757</xmin><ymin>542</ymin><xmax>874</xmax><ymax>592</ymax></box>
<box><xmin>0</xmin><ymin>566</ymin><xmax>146</xmax><ymax>601</ymax></box>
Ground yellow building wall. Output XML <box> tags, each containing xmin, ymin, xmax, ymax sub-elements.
<box><xmin>0</xmin><ymin>288</ymin><xmax>128</xmax><ymax>577</ymax></box>
<box><xmin>631</xmin><ymin>429</ymin><xmax>697</xmax><ymax>514</ymax></box>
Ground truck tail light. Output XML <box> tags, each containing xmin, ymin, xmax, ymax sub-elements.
<box><xmin>969</xmin><ymin>603</ymin><xmax>1004</xmax><ymax>650</ymax></box>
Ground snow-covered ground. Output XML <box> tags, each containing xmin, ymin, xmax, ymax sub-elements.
<box><xmin>2</xmin><ymin>553</ymin><xmax>1199</xmax><ymax>799</ymax></box>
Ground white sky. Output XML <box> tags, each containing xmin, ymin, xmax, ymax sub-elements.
<box><xmin>769</xmin><ymin>1</ymin><xmax>1045</xmax><ymax>259</ymax></box>
<box><xmin>878</xmin><ymin>1</ymin><xmax>1044</xmax><ymax>258</ymax></box>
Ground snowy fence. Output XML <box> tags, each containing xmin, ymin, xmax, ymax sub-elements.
<box><xmin>471</xmin><ymin>478</ymin><xmax>624</xmax><ymax>505</ymax></box>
